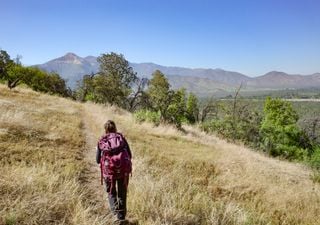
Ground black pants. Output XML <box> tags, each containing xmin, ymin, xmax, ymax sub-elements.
<box><xmin>105</xmin><ymin>176</ymin><xmax>129</xmax><ymax>220</ymax></box>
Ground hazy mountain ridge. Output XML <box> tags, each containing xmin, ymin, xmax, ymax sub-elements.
<box><xmin>247</xmin><ymin>71</ymin><xmax>320</xmax><ymax>89</ymax></box>
<box><xmin>36</xmin><ymin>53</ymin><xmax>99</xmax><ymax>87</ymax></box>
<box><xmin>131</xmin><ymin>62</ymin><xmax>251</xmax><ymax>86</ymax></box>
<box><xmin>36</xmin><ymin>53</ymin><xmax>320</xmax><ymax>94</ymax></box>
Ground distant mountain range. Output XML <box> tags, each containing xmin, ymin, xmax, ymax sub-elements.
<box><xmin>36</xmin><ymin>53</ymin><xmax>320</xmax><ymax>96</ymax></box>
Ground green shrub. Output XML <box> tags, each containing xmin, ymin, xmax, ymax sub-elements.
<box><xmin>310</xmin><ymin>147</ymin><xmax>320</xmax><ymax>170</ymax></box>
<box><xmin>260</xmin><ymin>97</ymin><xmax>311</xmax><ymax>160</ymax></box>
<box><xmin>134</xmin><ymin>110</ymin><xmax>161</xmax><ymax>126</ymax></box>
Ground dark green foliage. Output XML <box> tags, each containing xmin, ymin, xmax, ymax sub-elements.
<box><xmin>43</xmin><ymin>72</ymin><xmax>71</xmax><ymax>97</ymax></box>
<box><xmin>166</xmin><ymin>88</ymin><xmax>188</xmax><ymax>128</ymax></box>
<box><xmin>24</xmin><ymin>67</ymin><xmax>70</xmax><ymax>96</ymax></box>
<box><xmin>0</xmin><ymin>50</ymin><xmax>15</xmax><ymax>80</ymax></box>
<box><xmin>146</xmin><ymin>70</ymin><xmax>200</xmax><ymax>127</ymax></box>
<box><xmin>0</xmin><ymin>50</ymin><xmax>20</xmax><ymax>89</ymax></box>
<box><xmin>147</xmin><ymin>70</ymin><xmax>172</xmax><ymax>120</ymax></box>
<box><xmin>96</xmin><ymin>52</ymin><xmax>138</xmax><ymax>107</ymax></box>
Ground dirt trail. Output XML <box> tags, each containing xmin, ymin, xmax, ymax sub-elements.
<box><xmin>84</xmin><ymin>122</ymin><xmax>105</xmax><ymax>198</ymax></box>
<box><xmin>80</xmin><ymin>106</ymin><xmax>110</xmax><ymax>218</ymax></box>
<box><xmin>81</xmin><ymin>104</ymin><xmax>141</xmax><ymax>224</ymax></box>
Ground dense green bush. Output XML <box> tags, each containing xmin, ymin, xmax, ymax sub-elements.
<box><xmin>260</xmin><ymin>97</ymin><xmax>311</xmax><ymax>160</ymax></box>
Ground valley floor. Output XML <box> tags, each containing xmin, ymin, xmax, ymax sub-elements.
<box><xmin>1</xmin><ymin>85</ymin><xmax>320</xmax><ymax>225</ymax></box>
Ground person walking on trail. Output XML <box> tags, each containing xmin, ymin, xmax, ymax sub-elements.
<box><xmin>96</xmin><ymin>120</ymin><xmax>132</xmax><ymax>222</ymax></box>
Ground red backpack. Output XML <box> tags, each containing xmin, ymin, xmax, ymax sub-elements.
<box><xmin>98</xmin><ymin>133</ymin><xmax>132</xmax><ymax>184</ymax></box>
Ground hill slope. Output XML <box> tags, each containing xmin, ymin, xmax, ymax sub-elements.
<box><xmin>247</xmin><ymin>71</ymin><xmax>320</xmax><ymax>89</ymax></box>
<box><xmin>1</xmin><ymin>85</ymin><xmax>320</xmax><ymax>224</ymax></box>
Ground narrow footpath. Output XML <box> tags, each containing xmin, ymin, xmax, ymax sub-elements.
<box><xmin>81</xmin><ymin>105</ymin><xmax>138</xmax><ymax>224</ymax></box>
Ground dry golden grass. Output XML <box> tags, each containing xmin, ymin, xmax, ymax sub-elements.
<box><xmin>0</xmin><ymin>85</ymin><xmax>109</xmax><ymax>225</ymax></box>
<box><xmin>1</xmin><ymin>85</ymin><xmax>320</xmax><ymax>225</ymax></box>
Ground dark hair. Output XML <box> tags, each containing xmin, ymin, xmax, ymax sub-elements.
<box><xmin>104</xmin><ymin>120</ymin><xmax>117</xmax><ymax>133</ymax></box>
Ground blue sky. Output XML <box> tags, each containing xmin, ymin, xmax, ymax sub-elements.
<box><xmin>1</xmin><ymin>0</ymin><xmax>320</xmax><ymax>76</ymax></box>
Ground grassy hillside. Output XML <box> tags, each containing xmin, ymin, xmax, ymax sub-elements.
<box><xmin>0</xmin><ymin>86</ymin><xmax>109</xmax><ymax>225</ymax></box>
<box><xmin>1</xmin><ymin>85</ymin><xmax>320</xmax><ymax>224</ymax></box>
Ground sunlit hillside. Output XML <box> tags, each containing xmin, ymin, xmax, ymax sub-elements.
<box><xmin>1</xmin><ymin>84</ymin><xmax>320</xmax><ymax>225</ymax></box>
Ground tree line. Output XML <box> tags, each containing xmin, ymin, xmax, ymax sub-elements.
<box><xmin>0</xmin><ymin>49</ymin><xmax>70</xmax><ymax>96</ymax></box>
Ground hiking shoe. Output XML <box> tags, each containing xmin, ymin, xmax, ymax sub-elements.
<box><xmin>112</xmin><ymin>218</ymin><xmax>128</xmax><ymax>225</ymax></box>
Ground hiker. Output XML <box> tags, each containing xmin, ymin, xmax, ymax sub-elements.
<box><xmin>96</xmin><ymin>120</ymin><xmax>132</xmax><ymax>222</ymax></box>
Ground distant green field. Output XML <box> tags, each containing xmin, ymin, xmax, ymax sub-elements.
<box><xmin>214</xmin><ymin>98</ymin><xmax>319</xmax><ymax>120</ymax></box>
<box><xmin>291</xmin><ymin>101</ymin><xmax>320</xmax><ymax>118</ymax></box>
<box><xmin>200</xmin><ymin>87</ymin><xmax>320</xmax><ymax>99</ymax></box>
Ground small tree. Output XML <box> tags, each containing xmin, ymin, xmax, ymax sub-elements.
<box><xmin>147</xmin><ymin>70</ymin><xmax>172</xmax><ymax>121</ymax></box>
<box><xmin>260</xmin><ymin>97</ymin><xmax>309</xmax><ymax>159</ymax></box>
<box><xmin>45</xmin><ymin>72</ymin><xmax>70</xmax><ymax>97</ymax></box>
<box><xmin>166</xmin><ymin>88</ymin><xmax>187</xmax><ymax>128</ymax></box>
<box><xmin>0</xmin><ymin>50</ymin><xmax>20</xmax><ymax>89</ymax></box>
<box><xmin>96</xmin><ymin>52</ymin><xmax>138</xmax><ymax>107</ymax></box>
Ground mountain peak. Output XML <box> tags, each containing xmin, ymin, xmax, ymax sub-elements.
<box><xmin>53</xmin><ymin>52</ymin><xmax>84</xmax><ymax>64</ymax></box>
<box><xmin>263</xmin><ymin>71</ymin><xmax>289</xmax><ymax>77</ymax></box>
<box><xmin>63</xmin><ymin>52</ymin><xmax>81</xmax><ymax>60</ymax></box>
